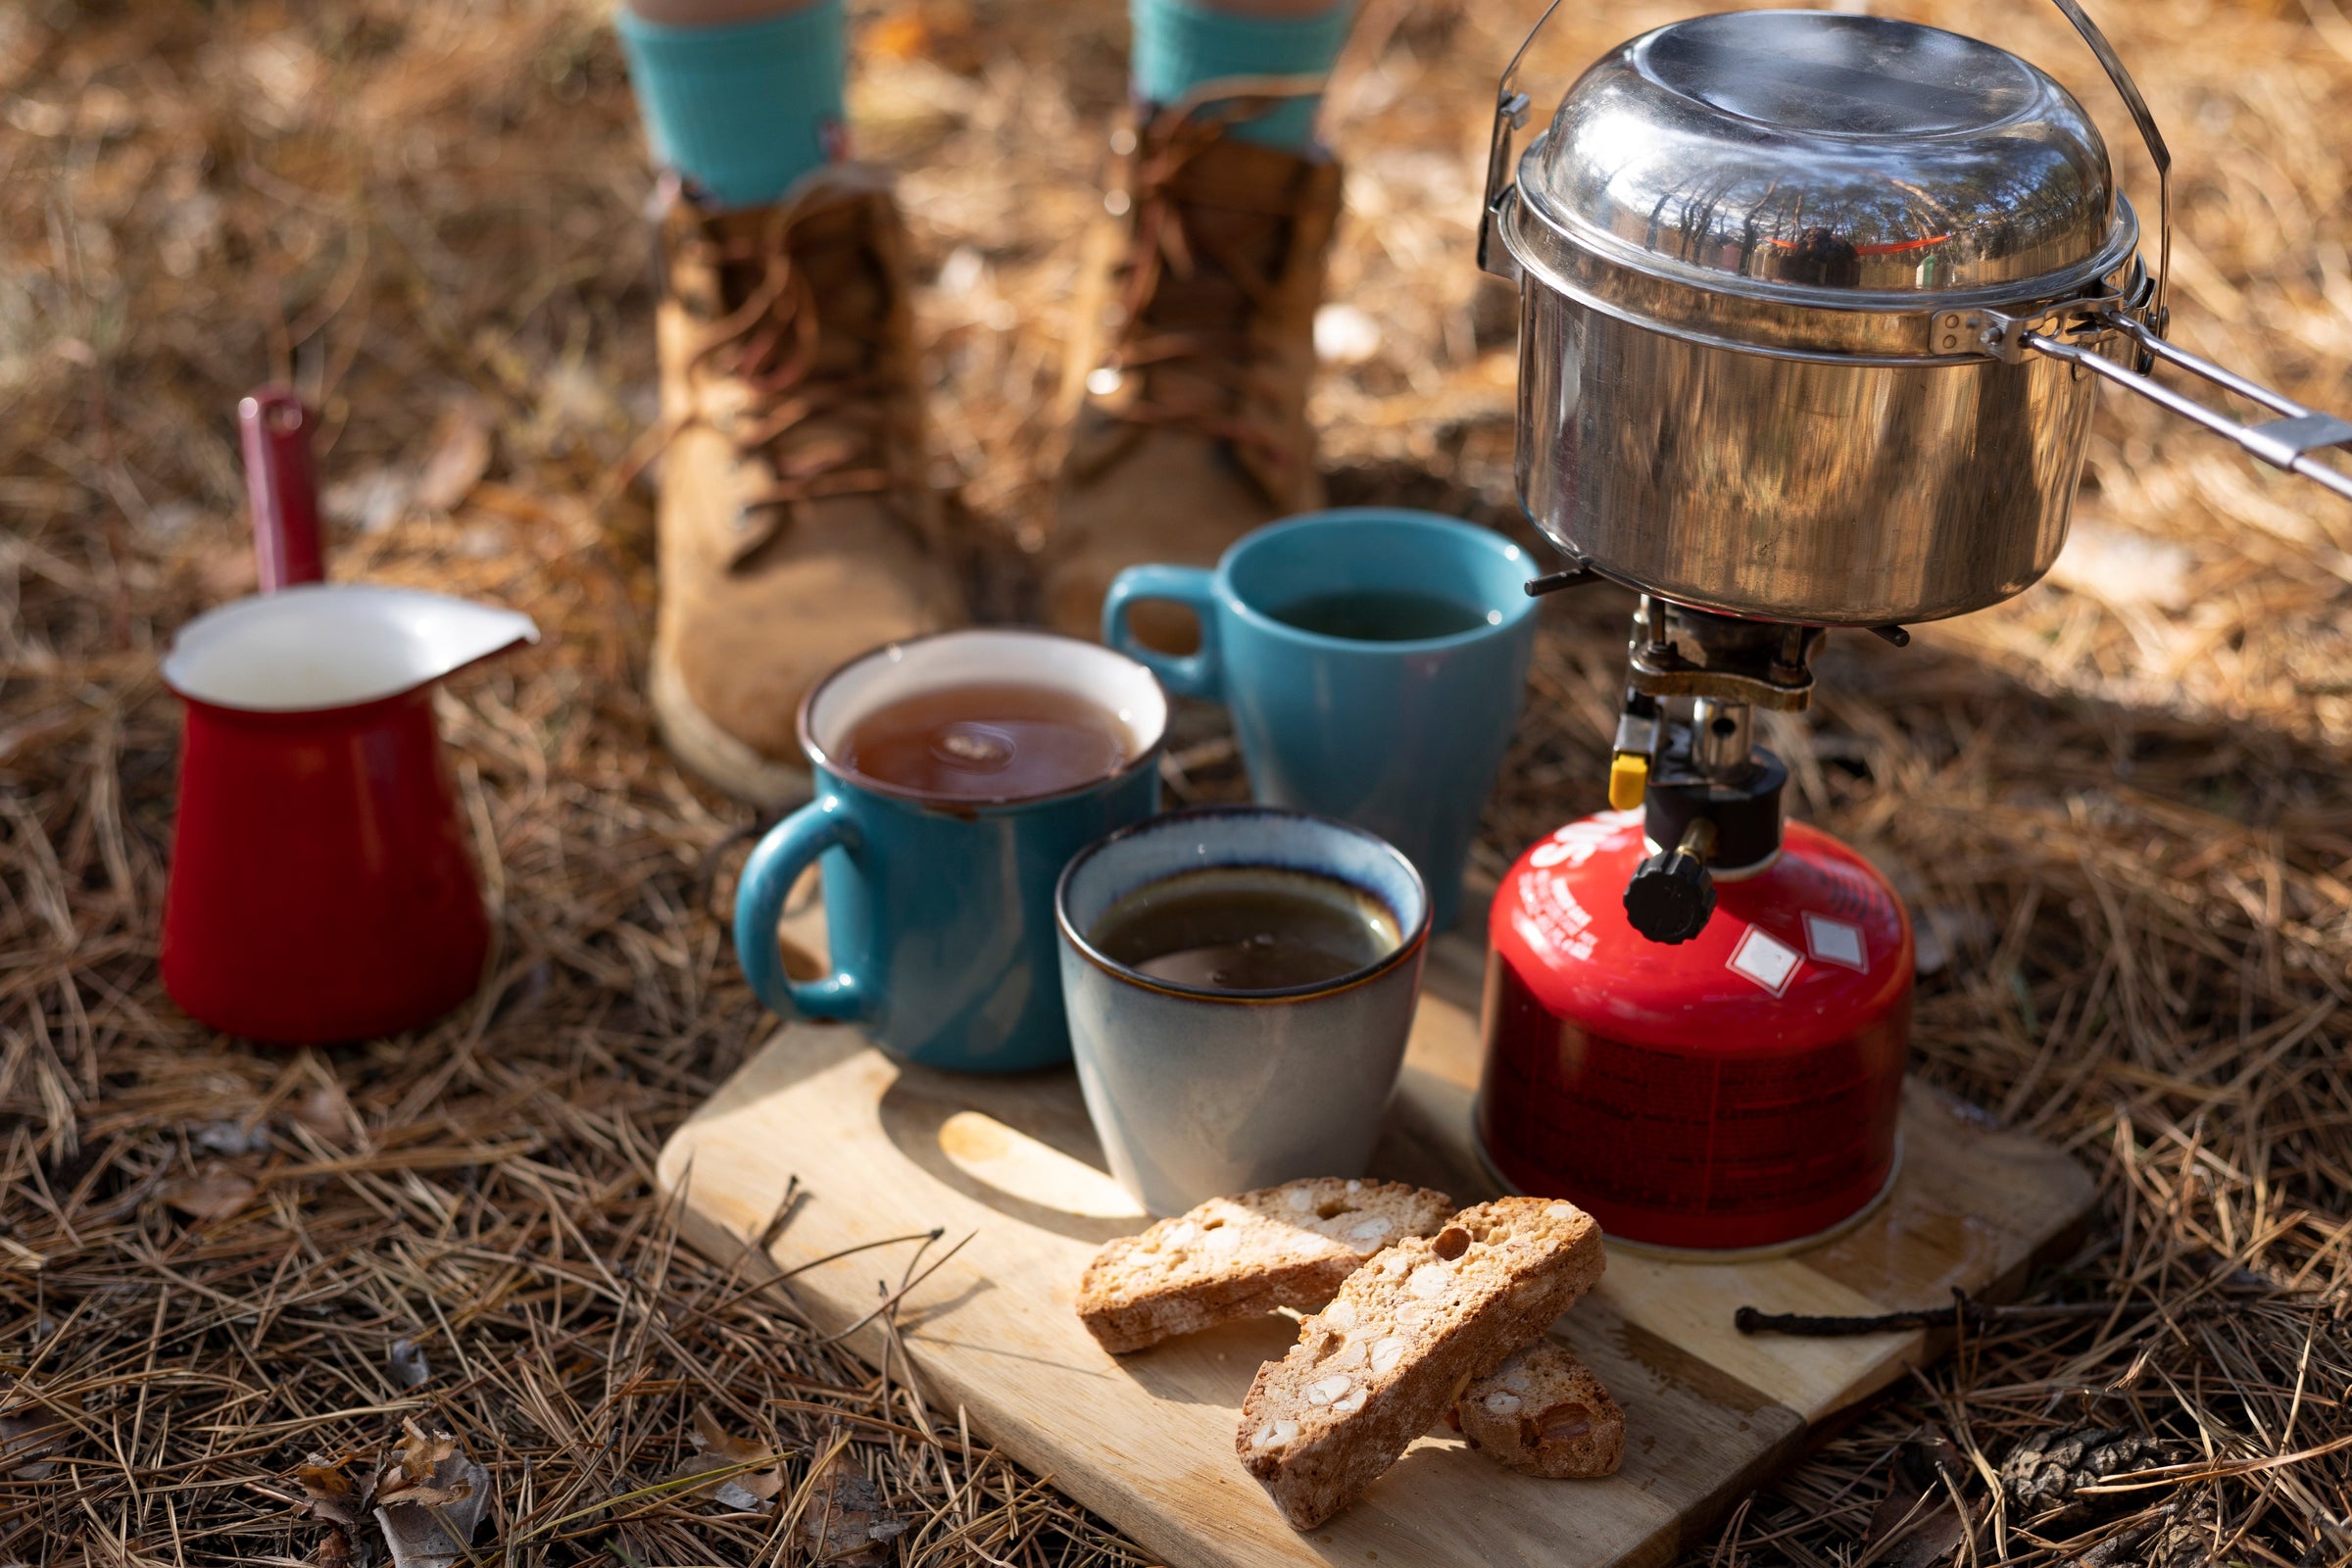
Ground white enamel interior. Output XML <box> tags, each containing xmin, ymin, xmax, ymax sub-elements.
<box><xmin>163</xmin><ymin>584</ymin><xmax>540</xmax><ymax>712</ymax></box>
<box><xmin>805</xmin><ymin>629</ymin><xmax>1169</xmax><ymax>771</ymax></box>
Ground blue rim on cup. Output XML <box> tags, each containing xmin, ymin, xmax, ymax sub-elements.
<box><xmin>1054</xmin><ymin>804</ymin><xmax>1433</xmax><ymax>1214</ymax></box>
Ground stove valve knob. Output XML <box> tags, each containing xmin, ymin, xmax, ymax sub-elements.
<box><xmin>1623</xmin><ymin>818</ymin><xmax>1717</xmax><ymax>944</ymax></box>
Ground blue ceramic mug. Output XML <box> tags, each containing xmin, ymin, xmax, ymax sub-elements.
<box><xmin>1056</xmin><ymin>806</ymin><xmax>1432</xmax><ymax>1216</ymax></box>
<box><xmin>734</xmin><ymin>629</ymin><xmax>1167</xmax><ymax>1072</ymax></box>
<box><xmin>1102</xmin><ymin>510</ymin><xmax>1538</xmax><ymax>930</ymax></box>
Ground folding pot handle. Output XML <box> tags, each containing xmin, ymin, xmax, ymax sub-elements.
<box><xmin>2021</xmin><ymin>318</ymin><xmax>2352</xmax><ymax>504</ymax></box>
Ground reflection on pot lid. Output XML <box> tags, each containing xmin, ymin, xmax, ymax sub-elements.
<box><xmin>1514</xmin><ymin>10</ymin><xmax>2129</xmax><ymax>301</ymax></box>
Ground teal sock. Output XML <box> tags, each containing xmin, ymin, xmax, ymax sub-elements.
<box><xmin>1130</xmin><ymin>0</ymin><xmax>1354</xmax><ymax>149</ymax></box>
<box><xmin>616</xmin><ymin>2</ymin><xmax>847</xmax><ymax>211</ymax></box>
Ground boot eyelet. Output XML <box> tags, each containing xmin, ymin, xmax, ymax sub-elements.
<box><xmin>1103</xmin><ymin>190</ymin><xmax>1132</xmax><ymax>218</ymax></box>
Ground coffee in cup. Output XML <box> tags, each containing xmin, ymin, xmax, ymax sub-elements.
<box><xmin>1267</xmin><ymin>587</ymin><xmax>1495</xmax><ymax>643</ymax></box>
<box><xmin>1086</xmin><ymin>865</ymin><xmax>1400</xmax><ymax>992</ymax></box>
<box><xmin>1056</xmin><ymin>806</ymin><xmax>1430</xmax><ymax>1215</ymax></box>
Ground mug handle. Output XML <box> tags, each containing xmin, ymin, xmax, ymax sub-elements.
<box><xmin>734</xmin><ymin>796</ymin><xmax>868</xmax><ymax>1022</ymax></box>
<box><xmin>1102</xmin><ymin>564</ymin><xmax>1224</xmax><ymax>700</ymax></box>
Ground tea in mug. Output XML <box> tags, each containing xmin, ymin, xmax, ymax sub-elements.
<box><xmin>1269</xmin><ymin>588</ymin><xmax>1493</xmax><ymax>643</ymax></box>
<box><xmin>840</xmin><ymin>683</ymin><xmax>1136</xmax><ymax>802</ymax></box>
<box><xmin>1087</xmin><ymin>865</ymin><xmax>1400</xmax><ymax>992</ymax></box>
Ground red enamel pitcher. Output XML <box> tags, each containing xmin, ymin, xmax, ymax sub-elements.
<box><xmin>158</xmin><ymin>390</ymin><xmax>538</xmax><ymax>1044</ymax></box>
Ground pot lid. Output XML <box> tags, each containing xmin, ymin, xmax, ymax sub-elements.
<box><xmin>1513</xmin><ymin>10</ymin><xmax>2128</xmax><ymax>304</ymax></box>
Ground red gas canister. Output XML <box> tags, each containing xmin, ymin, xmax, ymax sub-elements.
<box><xmin>1476</xmin><ymin>808</ymin><xmax>1913</xmax><ymax>1252</ymax></box>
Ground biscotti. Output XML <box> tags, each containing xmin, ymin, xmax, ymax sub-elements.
<box><xmin>1077</xmin><ymin>1178</ymin><xmax>1454</xmax><ymax>1355</ymax></box>
<box><xmin>1236</xmin><ymin>1196</ymin><xmax>1605</xmax><ymax>1528</ymax></box>
<box><xmin>1452</xmin><ymin>1342</ymin><xmax>1624</xmax><ymax>1478</ymax></box>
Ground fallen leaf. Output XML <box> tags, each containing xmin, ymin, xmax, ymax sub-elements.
<box><xmin>161</xmin><ymin>1164</ymin><xmax>257</xmax><ymax>1223</ymax></box>
<box><xmin>388</xmin><ymin>1338</ymin><xmax>431</xmax><ymax>1390</ymax></box>
<box><xmin>669</xmin><ymin>1406</ymin><xmax>783</xmax><ymax>1511</ymax></box>
<box><xmin>191</xmin><ymin>1118</ymin><xmax>270</xmax><ymax>1154</ymax></box>
<box><xmin>293</xmin><ymin>1447</ymin><xmax>375</xmax><ymax>1527</ymax></box>
<box><xmin>291</xmin><ymin>1082</ymin><xmax>352</xmax><ymax>1141</ymax></box>
<box><xmin>2046</xmin><ymin>519</ymin><xmax>2194</xmax><ymax>612</ymax></box>
<box><xmin>311</xmin><ymin>1527</ymin><xmax>354</xmax><ymax>1568</ymax></box>
<box><xmin>322</xmin><ymin>466</ymin><xmax>413</xmax><ymax>533</ymax></box>
<box><xmin>387</xmin><ymin>1419</ymin><xmax>456</xmax><ymax>1485</ymax></box>
<box><xmin>1861</xmin><ymin>1431</ymin><xmax>1977</xmax><ymax>1568</ymax></box>
<box><xmin>801</xmin><ymin>1442</ymin><xmax>907</xmax><ymax>1565</ymax></box>
<box><xmin>414</xmin><ymin>400</ymin><xmax>494</xmax><ymax>514</ymax></box>
<box><xmin>0</xmin><ymin>1406</ymin><xmax>71</xmax><ymax>1482</ymax></box>
<box><xmin>374</xmin><ymin>1419</ymin><xmax>491</xmax><ymax>1568</ymax></box>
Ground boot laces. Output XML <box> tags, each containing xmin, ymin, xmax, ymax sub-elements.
<box><xmin>1088</xmin><ymin>80</ymin><xmax>1325</xmax><ymax>477</ymax></box>
<box><xmin>690</xmin><ymin>198</ymin><xmax>904</xmax><ymax>510</ymax></box>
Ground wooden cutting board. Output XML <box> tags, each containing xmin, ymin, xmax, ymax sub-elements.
<box><xmin>658</xmin><ymin>918</ymin><xmax>2094</xmax><ymax>1568</ymax></box>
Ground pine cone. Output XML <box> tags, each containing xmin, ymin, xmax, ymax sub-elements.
<box><xmin>1998</xmin><ymin>1427</ymin><xmax>2175</xmax><ymax>1524</ymax></box>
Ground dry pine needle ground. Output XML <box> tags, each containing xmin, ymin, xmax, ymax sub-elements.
<box><xmin>4</xmin><ymin>0</ymin><xmax>2351</xmax><ymax>1564</ymax></box>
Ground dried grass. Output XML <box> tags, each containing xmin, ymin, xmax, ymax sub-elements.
<box><xmin>3</xmin><ymin>0</ymin><xmax>2349</xmax><ymax>1564</ymax></box>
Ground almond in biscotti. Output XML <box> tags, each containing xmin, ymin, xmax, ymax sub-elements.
<box><xmin>1235</xmin><ymin>1196</ymin><xmax>1605</xmax><ymax>1529</ymax></box>
<box><xmin>1452</xmin><ymin>1342</ymin><xmax>1624</xmax><ymax>1478</ymax></box>
<box><xmin>1076</xmin><ymin>1178</ymin><xmax>1454</xmax><ymax>1355</ymax></box>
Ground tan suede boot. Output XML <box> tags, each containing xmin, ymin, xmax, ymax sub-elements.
<box><xmin>650</xmin><ymin>166</ymin><xmax>960</xmax><ymax>807</ymax></box>
<box><xmin>1043</xmin><ymin>98</ymin><xmax>1343</xmax><ymax>643</ymax></box>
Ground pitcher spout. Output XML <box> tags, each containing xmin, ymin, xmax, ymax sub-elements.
<box><xmin>163</xmin><ymin>583</ymin><xmax>540</xmax><ymax>713</ymax></box>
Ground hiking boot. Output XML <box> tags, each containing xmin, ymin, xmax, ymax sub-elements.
<box><xmin>650</xmin><ymin>166</ymin><xmax>960</xmax><ymax>807</ymax></box>
<box><xmin>1043</xmin><ymin>94</ymin><xmax>1342</xmax><ymax>643</ymax></box>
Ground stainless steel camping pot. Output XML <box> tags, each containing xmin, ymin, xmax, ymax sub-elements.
<box><xmin>1482</xmin><ymin>2</ymin><xmax>2352</xmax><ymax>626</ymax></box>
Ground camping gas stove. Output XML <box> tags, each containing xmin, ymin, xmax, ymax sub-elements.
<box><xmin>1477</xmin><ymin>602</ymin><xmax>1912</xmax><ymax>1252</ymax></box>
<box><xmin>1468</xmin><ymin>2</ymin><xmax>2352</xmax><ymax>1251</ymax></box>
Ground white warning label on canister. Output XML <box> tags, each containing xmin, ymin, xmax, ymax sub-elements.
<box><xmin>1726</xmin><ymin>923</ymin><xmax>1803</xmax><ymax>997</ymax></box>
<box><xmin>1803</xmin><ymin>912</ymin><xmax>1868</xmax><ymax>973</ymax></box>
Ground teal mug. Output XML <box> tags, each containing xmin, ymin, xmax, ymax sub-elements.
<box><xmin>733</xmin><ymin>629</ymin><xmax>1167</xmax><ymax>1071</ymax></box>
<box><xmin>1102</xmin><ymin>510</ymin><xmax>1538</xmax><ymax>930</ymax></box>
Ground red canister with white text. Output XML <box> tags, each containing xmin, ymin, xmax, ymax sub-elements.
<box><xmin>1476</xmin><ymin>809</ymin><xmax>1913</xmax><ymax>1252</ymax></box>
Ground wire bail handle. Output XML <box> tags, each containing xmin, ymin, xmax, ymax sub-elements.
<box><xmin>1478</xmin><ymin>0</ymin><xmax>2174</xmax><ymax>312</ymax></box>
<box><xmin>2046</xmin><ymin>0</ymin><xmax>2172</xmax><ymax>343</ymax></box>
<box><xmin>1477</xmin><ymin>0</ymin><xmax>1565</xmax><ymax>280</ymax></box>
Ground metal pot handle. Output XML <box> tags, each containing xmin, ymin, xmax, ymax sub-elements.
<box><xmin>1477</xmin><ymin>0</ymin><xmax>1564</xmax><ymax>279</ymax></box>
<box><xmin>2047</xmin><ymin>0</ymin><xmax>2172</xmax><ymax>339</ymax></box>
<box><xmin>2034</xmin><ymin>3</ymin><xmax>2352</xmax><ymax>501</ymax></box>
<box><xmin>2021</xmin><ymin>318</ymin><xmax>2352</xmax><ymax>502</ymax></box>
<box><xmin>1482</xmin><ymin>0</ymin><xmax>2352</xmax><ymax>499</ymax></box>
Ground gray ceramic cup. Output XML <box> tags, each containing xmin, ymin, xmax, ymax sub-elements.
<box><xmin>1054</xmin><ymin>806</ymin><xmax>1431</xmax><ymax>1216</ymax></box>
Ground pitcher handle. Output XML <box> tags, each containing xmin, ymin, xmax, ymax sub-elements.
<box><xmin>238</xmin><ymin>389</ymin><xmax>328</xmax><ymax>593</ymax></box>
<box><xmin>735</xmin><ymin>797</ymin><xmax>869</xmax><ymax>1022</ymax></box>
<box><xmin>1102</xmin><ymin>565</ymin><xmax>1224</xmax><ymax>701</ymax></box>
